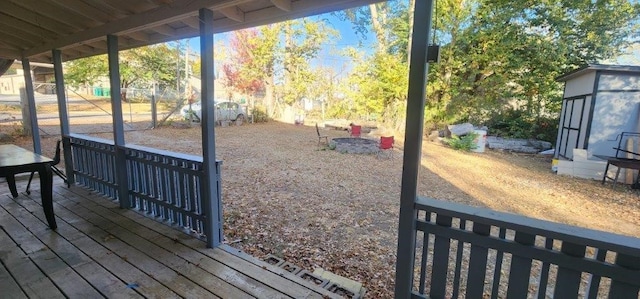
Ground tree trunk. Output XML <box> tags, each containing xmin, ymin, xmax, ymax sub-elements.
<box><xmin>369</xmin><ymin>4</ymin><xmax>387</xmax><ymax>52</ymax></box>
<box><xmin>265</xmin><ymin>76</ymin><xmax>275</xmax><ymax>118</ymax></box>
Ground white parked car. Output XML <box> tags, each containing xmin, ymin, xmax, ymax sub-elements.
<box><xmin>181</xmin><ymin>101</ymin><xmax>246</xmax><ymax>122</ymax></box>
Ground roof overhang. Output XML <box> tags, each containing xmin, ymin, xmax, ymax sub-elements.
<box><xmin>0</xmin><ymin>0</ymin><xmax>382</xmax><ymax>63</ymax></box>
<box><xmin>556</xmin><ymin>64</ymin><xmax>640</xmax><ymax>82</ymax></box>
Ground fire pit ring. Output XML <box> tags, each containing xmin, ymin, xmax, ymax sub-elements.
<box><xmin>331</xmin><ymin>138</ymin><xmax>379</xmax><ymax>154</ymax></box>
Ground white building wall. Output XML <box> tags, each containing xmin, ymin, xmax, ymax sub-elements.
<box><xmin>564</xmin><ymin>71</ymin><xmax>596</xmax><ymax>98</ymax></box>
<box><xmin>587</xmin><ymin>73</ymin><xmax>640</xmax><ymax>157</ymax></box>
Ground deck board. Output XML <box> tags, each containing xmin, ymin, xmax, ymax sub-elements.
<box><xmin>60</xmin><ymin>187</ymin><xmax>321</xmax><ymax>299</ymax></box>
<box><xmin>0</xmin><ymin>179</ymin><xmax>339</xmax><ymax>299</ymax></box>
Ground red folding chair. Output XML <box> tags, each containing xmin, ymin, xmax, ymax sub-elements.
<box><xmin>350</xmin><ymin>125</ymin><xmax>361</xmax><ymax>138</ymax></box>
<box><xmin>377</xmin><ymin>136</ymin><xmax>394</xmax><ymax>159</ymax></box>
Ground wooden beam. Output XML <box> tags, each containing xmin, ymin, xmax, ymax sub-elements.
<box><xmin>198</xmin><ymin>7</ymin><xmax>222</xmax><ymax>249</ymax></box>
<box><xmin>394</xmin><ymin>0</ymin><xmax>434</xmax><ymax>297</ymax></box>
<box><xmin>103</xmin><ymin>0</ymin><xmax>158</xmax><ymax>14</ymax></box>
<box><xmin>0</xmin><ymin>17</ymin><xmax>48</xmax><ymax>42</ymax></box>
<box><xmin>125</xmin><ymin>31</ymin><xmax>151</xmax><ymax>42</ymax></box>
<box><xmin>23</xmin><ymin>0</ymin><xmax>250</xmax><ymax>57</ymax></box>
<box><xmin>8</xmin><ymin>0</ymin><xmax>100</xmax><ymax>29</ymax></box>
<box><xmin>49</xmin><ymin>0</ymin><xmax>115</xmax><ymax>24</ymax></box>
<box><xmin>270</xmin><ymin>0</ymin><xmax>292</xmax><ymax>11</ymax></box>
<box><xmin>52</xmin><ymin>49</ymin><xmax>74</xmax><ymax>185</ymax></box>
<box><xmin>73</xmin><ymin>45</ymin><xmax>99</xmax><ymax>55</ymax></box>
<box><xmin>219</xmin><ymin>6</ymin><xmax>245</xmax><ymax>22</ymax></box>
<box><xmin>85</xmin><ymin>40</ymin><xmax>109</xmax><ymax>51</ymax></box>
<box><xmin>206</xmin><ymin>0</ymin><xmax>379</xmax><ymax>34</ymax></box>
<box><xmin>0</xmin><ymin>32</ymin><xmax>38</xmax><ymax>47</ymax></box>
<box><xmin>0</xmin><ymin>1</ymin><xmax>76</xmax><ymax>34</ymax></box>
<box><xmin>21</xmin><ymin>59</ymin><xmax>41</xmax><ymax>154</ymax></box>
<box><xmin>0</xmin><ymin>13</ymin><xmax>59</xmax><ymax>38</ymax></box>
<box><xmin>180</xmin><ymin>17</ymin><xmax>201</xmax><ymax>29</ymax></box>
<box><xmin>0</xmin><ymin>48</ymin><xmax>20</xmax><ymax>60</ymax></box>
<box><xmin>149</xmin><ymin>24</ymin><xmax>176</xmax><ymax>36</ymax></box>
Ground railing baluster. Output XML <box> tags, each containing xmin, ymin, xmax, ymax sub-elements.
<box><xmin>609</xmin><ymin>252</ymin><xmax>640</xmax><ymax>297</ymax></box>
<box><xmin>554</xmin><ymin>241</ymin><xmax>586</xmax><ymax>298</ymax></box>
<box><xmin>466</xmin><ymin>222</ymin><xmax>491</xmax><ymax>298</ymax></box>
<box><xmin>506</xmin><ymin>231</ymin><xmax>536</xmax><ymax>297</ymax></box>
<box><xmin>66</xmin><ymin>135</ymin><xmax>217</xmax><ymax>244</ymax></box>
<box><xmin>585</xmin><ymin>248</ymin><xmax>607</xmax><ymax>299</ymax></box>
<box><xmin>413</xmin><ymin>197</ymin><xmax>640</xmax><ymax>299</ymax></box>
<box><xmin>537</xmin><ymin>237</ymin><xmax>554</xmax><ymax>299</ymax></box>
<box><xmin>490</xmin><ymin>227</ymin><xmax>507</xmax><ymax>299</ymax></box>
<box><xmin>430</xmin><ymin>214</ymin><xmax>453</xmax><ymax>299</ymax></box>
<box><xmin>418</xmin><ymin>212</ymin><xmax>430</xmax><ymax>294</ymax></box>
<box><xmin>451</xmin><ymin>219</ymin><xmax>467</xmax><ymax>298</ymax></box>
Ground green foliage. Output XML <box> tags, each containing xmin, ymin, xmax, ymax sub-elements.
<box><xmin>423</xmin><ymin>0</ymin><xmax>640</xmax><ymax>131</ymax></box>
<box><xmin>341</xmin><ymin>50</ymin><xmax>408</xmax><ymax>126</ymax></box>
<box><xmin>251</xmin><ymin>106</ymin><xmax>270</xmax><ymax>123</ymax></box>
<box><xmin>278</xmin><ymin>20</ymin><xmax>337</xmax><ymax>107</ymax></box>
<box><xmin>443</xmin><ymin>133</ymin><xmax>478</xmax><ymax>151</ymax></box>
<box><xmin>485</xmin><ymin>109</ymin><xmax>558</xmax><ymax>142</ymax></box>
<box><xmin>64</xmin><ymin>44</ymin><xmax>182</xmax><ymax>93</ymax></box>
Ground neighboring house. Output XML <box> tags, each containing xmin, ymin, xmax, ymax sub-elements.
<box><xmin>0</xmin><ymin>61</ymin><xmax>54</xmax><ymax>95</ymax></box>
<box><xmin>554</xmin><ymin>64</ymin><xmax>640</xmax><ymax>179</ymax></box>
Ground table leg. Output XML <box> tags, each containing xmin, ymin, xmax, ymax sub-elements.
<box><xmin>38</xmin><ymin>164</ymin><xmax>57</xmax><ymax>230</ymax></box>
<box><xmin>6</xmin><ymin>174</ymin><xmax>19</xmax><ymax>198</ymax></box>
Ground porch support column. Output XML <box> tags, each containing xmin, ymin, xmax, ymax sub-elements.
<box><xmin>52</xmin><ymin>50</ymin><xmax>75</xmax><ymax>185</ymax></box>
<box><xmin>200</xmin><ymin>8</ymin><xmax>223</xmax><ymax>248</ymax></box>
<box><xmin>106</xmin><ymin>35</ymin><xmax>131</xmax><ymax>209</ymax></box>
<box><xmin>394</xmin><ymin>0</ymin><xmax>434</xmax><ymax>298</ymax></box>
<box><xmin>21</xmin><ymin>59</ymin><xmax>41</xmax><ymax>154</ymax></box>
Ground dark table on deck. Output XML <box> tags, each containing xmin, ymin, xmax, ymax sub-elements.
<box><xmin>0</xmin><ymin>144</ymin><xmax>57</xmax><ymax>229</ymax></box>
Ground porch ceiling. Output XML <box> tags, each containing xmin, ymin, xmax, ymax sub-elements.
<box><xmin>0</xmin><ymin>0</ymin><xmax>381</xmax><ymax>63</ymax></box>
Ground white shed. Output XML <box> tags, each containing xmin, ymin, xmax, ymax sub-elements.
<box><xmin>555</xmin><ymin>64</ymin><xmax>640</xmax><ymax>160</ymax></box>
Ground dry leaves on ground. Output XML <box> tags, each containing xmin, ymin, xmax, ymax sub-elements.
<box><xmin>4</xmin><ymin>121</ymin><xmax>640</xmax><ymax>298</ymax></box>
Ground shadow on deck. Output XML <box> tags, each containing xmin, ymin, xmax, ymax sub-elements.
<box><xmin>0</xmin><ymin>177</ymin><xmax>339</xmax><ymax>298</ymax></box>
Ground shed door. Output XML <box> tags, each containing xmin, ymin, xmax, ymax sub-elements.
<box><xmin>557</xmin><ymin>96</ymin><xmax>588</xmax><ymax>159</ymax></box>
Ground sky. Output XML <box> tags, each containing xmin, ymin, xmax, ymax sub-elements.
<box><xmin>184</xmin><ymin>11</ymin><xmax>376</xmax><ymax>78</ymax></box>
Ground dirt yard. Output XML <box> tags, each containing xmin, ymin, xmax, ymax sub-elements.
<box><xmin>3</xmin><ymin>120</ymin><xmax>640</xmax><ymax>298</ymax></box>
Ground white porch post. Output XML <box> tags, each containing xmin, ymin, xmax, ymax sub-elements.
<box><xmin>394</xmin><ymin>0</ymin><xmax>434</xmax><ymax>297</ymax></box>
<box><xmin>106</xmin><ymin>35</ymin><xmax>131</xmax><ymax>209</ymax></box>
<box><xmin>52</xmin><ymin>50</ymin><xmax>75</xmax><ymax>185</ymax></box>
<box><xmin>21</xmin><ymin>59</ymin><xmax>41</xmax><ymax>154</ymax></box>
<box><xmin>200</xmin><ymin>8</ymin><xmax>223</xmax><ymax>248</ymax></box>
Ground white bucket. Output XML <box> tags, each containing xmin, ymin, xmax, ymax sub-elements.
<box><xmin>472</xmin><ymin>129</ymin><xmax>487</xmax><ymax>153</ymax></box>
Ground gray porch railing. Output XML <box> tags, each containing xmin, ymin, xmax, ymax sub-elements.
<box><xmin>65</xmin><ymin>134</ymin><xmax>222</xmax><ymax>241</ymax></box>
<box><xmin>411</xmin><ymin>197</ymin><xmax>640</xmax><ymax>299</ymax></box>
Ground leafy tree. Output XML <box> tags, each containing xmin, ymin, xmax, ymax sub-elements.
<box><xmin>434</xmin><ymin>0</ymin><xmax>640</xmax><ymax>139</ymax></box>
<box><xmin>221</xmin><ymin>19</ymin><xmax>336</xmax><ymax>118</ymax></box>
<box><xmin>64</xmin><ymin>44</ymin><xmax>182</xmax><ymax>101</ymax></box>
<box><xmin>337</xmin><ymin>1</ymin><xmax>412</xmax><ymax>127</ymax></box>
<box><xmin>222</xmin><ymin>26</ymin><xmax>279</xmax><ymax>115</ymax></box>
<box><xmin>340</xmin><ymin>0</ymin><xmax>639</xmax><ymax>143</ymax></box>
<box><xmin>279</xmin><ymin>20</ymin><xmax>337</xmax><ymax>107</ymax></box>
<box><xmin>222</xmin><ymin>29</ymin><xmax>268</xmax><ymax>99</ymax></box>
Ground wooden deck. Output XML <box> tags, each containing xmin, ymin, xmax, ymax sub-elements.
<box><xmin>0</xmin><ymin>177</ymin><xmax>339</xmax><ymax>299</ymax></box>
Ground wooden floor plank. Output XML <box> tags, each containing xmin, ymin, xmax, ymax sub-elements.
<box><xmin>53</xmin><ymin>188</ymin><xmax>255</xmax><ymax>299</ymax></box>
<box><xmin>17</xmin><ymin>190</ymin><xmax>183</xmax><ymax>299</ymax></box>
<box><xmin>59</xmin><ymin>188</ymin><xmax>290</xmax><ymax>299</ymax></box>
<box><xmin>0</xmin><ymin>231</ymin><xmax>28</xmax><ymax>299</ymax></box>
<box><xmin>25</xmin><ymin>190</ymin><xmax>211</xmax><ymax>299</ymax></box>
<box><xmin>0</xmin><ymin>206</ymin><xmax>65</xmax><ymax>299</ymax></box>
<box><xmin>1</xmin><ymin>196</ymin><xmax>109</xmax><ymax>298</ymax></box>
<box><xmin>63</xmin><ymin>186</ymin><xmax>338</xmax><ymax>299</ymax></box>
<box><xmin>0</xmin><ymin>181</ymin><xmax>339</xmax><ymax>299</ymax></box>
